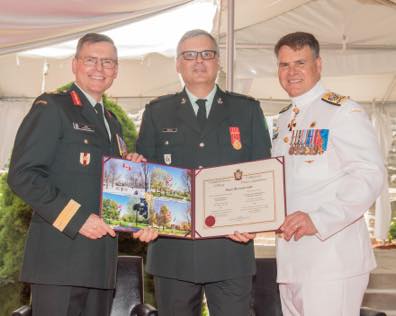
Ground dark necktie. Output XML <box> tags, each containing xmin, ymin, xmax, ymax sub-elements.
<box><xmin>196</xmin><ymin>99</ymin><xmax>207</xmax><ymax>131</ymax></box>
<box><xmin>94</xmin><ymin>103</ymin><xmax>108</xmax><ymax>138</ymax></box>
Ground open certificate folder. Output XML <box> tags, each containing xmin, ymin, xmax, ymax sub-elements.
<box><xmin>100</xmin><ymin>156</ymin><xmax>286</xmax><ymax>238</ymax></box>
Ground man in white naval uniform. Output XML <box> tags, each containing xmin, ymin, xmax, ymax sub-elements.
<box><xmin>272</xmin><ymin>32</ymin><xmax>385</xmax><ymax>316</ymax></box>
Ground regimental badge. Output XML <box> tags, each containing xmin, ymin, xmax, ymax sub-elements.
<box><xmin>80</xmin><ymin>152</ymin><xmax>90</xmax><ymax>166</ymax></box>
<box><xmin>164</xmin><ymin>154</ymin><xmax>172</xmax><ymax>165</ymax></box>
<box><xmin>116</xmin><ymin>134</ymin><xmax>128</xmax><ymax>158</ymax></box>
<box><xmin>217</xmin><ymin>97</ymin><xmax>223</xmax><ymax>104</ymax></box>
<box><xmin>229</xmin><ymin>127</ymin><xmax>242</xmax><ymax>150</ymax></box>
<box><xmin>181</xmin><ymin>97</ymin><xmax>187</xmax><ymax>104</ymax></box>
<box><xmin>70</xmin><ymin>90</ymin><xmax>82</xmax><ymax>107</ymax></box>
<box><xmin>234</xmin><ymin>169</ymin><xmax>243</xmax><ymax>181</ymax></box>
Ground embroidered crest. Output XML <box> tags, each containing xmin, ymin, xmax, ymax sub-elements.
<box><xmin>234</xmin><ymin>169</ymin><xmax>243</xmax><ymax>180</ymax></box>
<box><xmin>80</xmin><ymin>152</ymin><xmax>90</xmax><ymax>166</ymax></box>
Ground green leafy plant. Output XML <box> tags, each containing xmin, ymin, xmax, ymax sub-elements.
<box><xmin>389</xmin><ymin>218</ymin><xmax>396</xmax><ymax>241</ymax></box>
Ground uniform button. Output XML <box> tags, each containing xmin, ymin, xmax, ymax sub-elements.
<box><xmin>164</xmin><ymin>140</ymin><xmax>169</xmax><ymax>145</ymax></box>
<box><xmin>199</xmin><ymin>142</ymin><xmax>205</xmax><ymax>148</ymax></box>
<box><xmin>84</xmin><ymin>139</ymin><xmax>89</xmax><ymax>144</ymax></box>
<box><xmin>198</xmin><ymin>165</ymin><xmax>204</xmax><ymax>169</ymax></box>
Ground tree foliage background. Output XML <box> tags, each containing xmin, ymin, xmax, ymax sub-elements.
<box><xmin>0</xmin><ymin>84</ymin><xmax>144</xmax><ymax>315</ymax></box>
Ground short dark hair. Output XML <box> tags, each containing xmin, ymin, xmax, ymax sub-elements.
<box><xmin>75</xmin><ymin>33</ymin><xmax>118</xmax><ymax>58</ymax></box>
<box><xmin>274</xmin><ymin>32</ymin><xmax>320</xmax><ymax>58</ymax></box>
<box><xmin>176</xmin><ymin>29</ymin><xmax>219</xmax><ymax>56</ymax></box>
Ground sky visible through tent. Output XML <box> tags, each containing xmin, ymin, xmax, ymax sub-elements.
<box><xmin>18</xmin><ymin>0</ymin><xmax>217</xmax><ymax>59</ymax></box>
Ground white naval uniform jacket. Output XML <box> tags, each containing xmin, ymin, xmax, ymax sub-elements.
<box><xmin>272</xmin><ymin>81</ymin><xmax>385</xmax><ymax>283</ymax></box>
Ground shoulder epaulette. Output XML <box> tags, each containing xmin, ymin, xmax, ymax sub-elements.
<box><xmin>321</xmin><ymin>92</ymin><xmax>348</xmax><ymax>106</ymax></box>
<box><xmin>225</xmin><ymin>90</ymin><xmax>257</xmax><ymax>102</ymax></box>
<box><xmin>148</xmin><ymin>93</ymin><xmax>178</xmax><ymax>105</ymax></box>
<box><xmin>279</xmin><ymin>104</ymin><xmax>292</xmax><ymax>114</ymax></box>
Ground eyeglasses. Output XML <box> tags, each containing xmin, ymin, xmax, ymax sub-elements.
<box><xmin>78</xmin><ymin>56</ymin><xmax>118</xmax><ymax>69</ymax></box>
<box><xmin>179</xmin><ymin>50</ymin><xmax>217</xmax><ymax>60</ymax></box>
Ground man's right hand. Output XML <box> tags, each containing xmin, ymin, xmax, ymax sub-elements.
<box><xmin>79</xmin><ymin>214</ymin><xmax>116</xmax><ymax>239</ymax></box>
<box><xmin>133</xmin><ymin>228</ymin><xmax>159</xmax><ymax>243</ymax></box>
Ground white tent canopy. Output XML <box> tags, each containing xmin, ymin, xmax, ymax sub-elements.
<box><xmin>0</xmin><ymin>0</ymin><xmax>395</xmax><ymax>239</ymax></box>
<box><xmin>1</xmin><ymin>0</ymin><xmax>396</xmax><ymax>105</ymax></box>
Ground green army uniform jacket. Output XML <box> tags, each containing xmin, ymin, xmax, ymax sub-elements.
<box><xmin>136</xmin><ymin>86</ymin><xmax>272</xmax><ymax>283</ymax></box>
<box><xmin>8</xmin><ymin>84</ymin><xmax>123</xmax><ymax>289</ymax></box>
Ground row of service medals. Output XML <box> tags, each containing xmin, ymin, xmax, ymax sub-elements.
<box><xmin>286</xmin><ymin>106</ymin><xmax>329</xmax><ymax>155</ymax></box>
<box><xmin>288</xmin><ymin>128</ymin><xmax>329</xmax><ymax>155</ymax></box>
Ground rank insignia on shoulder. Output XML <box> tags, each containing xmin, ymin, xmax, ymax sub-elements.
<box><xmin>70</xmin><ymin>90</ymin><xmax>82</xmax><ymax>107</ymax></box>
<box><xmin>321</xmin><ymin>92</ymin><xmax>348</xmax><ymax>106</ymax></box>
<box><xmin>279</xmin><ymin>104</ymin><xmax>292</xmax><ymax>114</ymax></box>
<box><xmin>34</xmin><ymin>99</ymin><xmax>48</xmax><ymax>106</ymax></box>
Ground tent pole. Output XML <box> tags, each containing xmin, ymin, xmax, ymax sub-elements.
<box><xmin>226</xmin><ymin>0</ymin><xmax>234</xmax><ymax>91</ymax></box>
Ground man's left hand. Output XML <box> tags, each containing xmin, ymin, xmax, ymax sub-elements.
<box><xmin>280</xmin><ymin>211</ymin><xmax>317</xmax><ymax>241</ymax></box>
<box><xmin>126</xmin><ymin>152</ymin><xmax>146</xmax><ymax>162</ymax></box>
<box><xmin>228</xmin><ymin>231</ymin><xmax>256</xmax><ymax>243</ymax></box>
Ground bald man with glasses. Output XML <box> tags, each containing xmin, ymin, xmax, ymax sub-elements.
<box><xmin>134</xmin><ymin>29</ymin><xmax>272</xmax><ymax>316</ymax></box>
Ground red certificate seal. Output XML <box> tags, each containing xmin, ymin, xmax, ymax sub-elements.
<box><xmin>205</xmin><ymin>215</ymin><xmax>216</xmax><ymax>227</ymax></box>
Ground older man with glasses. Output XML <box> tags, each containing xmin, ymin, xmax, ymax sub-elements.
<box><xmin>134</xmin><ymin>29</ymin><xmax>272</xmax><ymax>316</ymax></box>
<box><xmin>7</xmin><ymin>33</ymin><xmax>137</xmax><ymax>316</ymax></box>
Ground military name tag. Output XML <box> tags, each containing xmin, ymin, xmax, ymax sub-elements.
<box><xmin>73</xmin><ymin>122</ymin><xmax>95</xmax><ymax>133</ymax></box>
<box><xmin>162</xmin><ymin>128</ymin><xmax>178</xmax><ymax>133</ymax></box>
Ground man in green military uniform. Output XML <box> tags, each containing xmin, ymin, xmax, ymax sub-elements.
<box><xmin>135</xmin><ymin>29</ymin><xmax>272</xmax><ymax>316</ymax></box>
<box><xmin>8</xmin><ymin>33</ymin><xmax>125</xmax><ymax>316</ymax></box>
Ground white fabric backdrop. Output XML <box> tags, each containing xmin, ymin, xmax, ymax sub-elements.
<box><xmin>372</xmin><ymin>103</ymin><xmax>393</xmax><ymax>240</ymax></box>
<box><xmin>0</xmin><ymin>99</ymin><xmax>32</xmax><ymax>169</ymax></box>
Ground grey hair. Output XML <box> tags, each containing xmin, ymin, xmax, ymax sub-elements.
<box><xmin>75</xmin><ymin>33</ymin><xmax>118</xmax><ymax>59</ymax></box>
<box><xmin>176</xmin><ymin>29</ymin><xmax>219</xmax><ymax>56</ymax></box>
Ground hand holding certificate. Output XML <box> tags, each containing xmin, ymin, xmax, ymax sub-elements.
<box><xmin>100</xmin><ymin>156</ymin><xmax>286</xmax><ymax>238</ymax></box>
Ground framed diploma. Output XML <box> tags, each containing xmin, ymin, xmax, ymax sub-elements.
<box><xmin>100</xmin><ymin>156</ymin><xmax>286</xmax><ymax>238</ymax></box>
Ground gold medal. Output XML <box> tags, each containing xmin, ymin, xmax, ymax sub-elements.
<box><xmin>233</xmin><ymin>139</ymin><xmax>242</xmax><ymax>150</ymax></box>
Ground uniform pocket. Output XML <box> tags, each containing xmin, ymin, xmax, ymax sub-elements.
<box><xmin>294</xmin><ymin>154</ymin><xmax>329</xmax><ymax>179</ymax></box>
